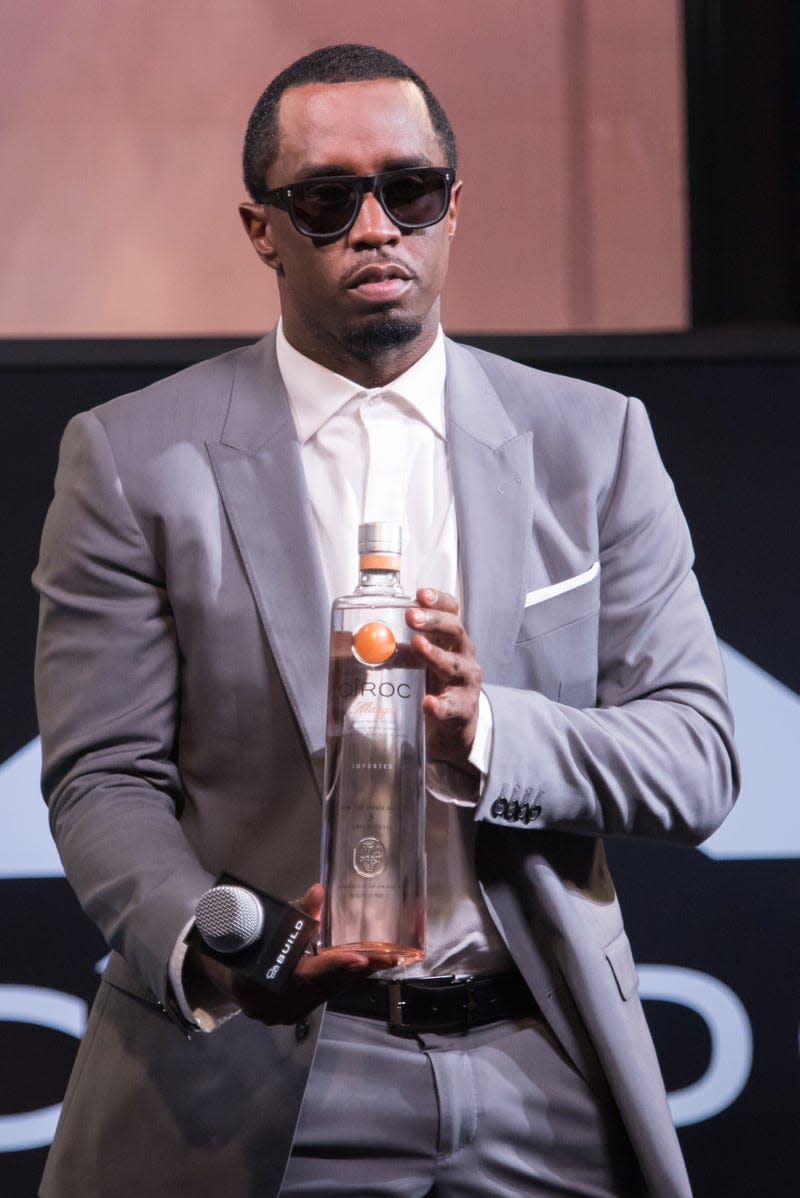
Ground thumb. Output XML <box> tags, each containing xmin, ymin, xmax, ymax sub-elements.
<box><xmin>295</xmin><ymin>882</ymin><xmax>324</xmax><ymax>922</ymax></box>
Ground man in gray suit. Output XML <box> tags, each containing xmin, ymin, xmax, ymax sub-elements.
<box><xmin>34</xmin><ymin>43</ymin><xmax>737</xmax><ymax>1198</ymax></box>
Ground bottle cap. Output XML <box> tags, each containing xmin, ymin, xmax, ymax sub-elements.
<box><xmin>358</xmin><ymin>522</ymin><xmax>402</xmax><ymax>555</ymax></box>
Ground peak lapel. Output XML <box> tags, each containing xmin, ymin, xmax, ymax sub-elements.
<box><xmin>444</xmin><ymin>341</ymin><xmax>534</xmax><ymax>682</ymax></box>
<box><xmin>206</xmin><ymin>334</ymin><xmax>329</xmax><ymax>773</ymax></box>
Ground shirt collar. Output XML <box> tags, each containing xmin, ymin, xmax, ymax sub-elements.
<box><xmin>276</xmin><ymin>319</ymin><xmax>447</xmax><ymax>444</ymax></box>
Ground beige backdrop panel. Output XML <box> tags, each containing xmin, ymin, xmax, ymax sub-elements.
<box><xmin>0</xmin><ymin>0</ymin><xmax>687</xmax><ymax>336</ymax></box>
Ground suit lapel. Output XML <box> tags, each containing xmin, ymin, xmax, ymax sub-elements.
<box><xmin>444</xmin><ymin>340</ymin><xmax>534</xmax><ymax>682</ymax></box>
<box><xmin>206</xmin><ymin>334</ymin><xmax>329</xmax><ymax>771</ymax></box>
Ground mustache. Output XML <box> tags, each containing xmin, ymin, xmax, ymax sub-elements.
<box><xmin>342</xmin><ymin>257</ymin><xmax>416</xmax><ymax>288</ymax></box>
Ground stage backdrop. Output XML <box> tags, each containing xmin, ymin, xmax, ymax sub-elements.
<box><xmin>1</xmin><ymin>330</ymin><xmax>798</xmax><ymax>1198</ymax></box>
<box><xmin>0</xmin><ymin>0</ymin><xmax>687</xmax><ymax>336</ymax></box>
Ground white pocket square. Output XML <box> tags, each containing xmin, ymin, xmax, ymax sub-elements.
<box><xmin>524</xmin><ymin>560</ymin><xmax>600</xmax><ymax>608</ymax></box>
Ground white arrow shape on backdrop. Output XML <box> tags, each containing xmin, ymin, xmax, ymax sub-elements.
<box><xmin>0</xmin><ymin>737</ymin><xmax>62</xmax><ymax>878</ymax></box>
<box><xmin>700</xmin><ymin>642</ymin><xmax>800</xmax><ymax>859</ymax></box>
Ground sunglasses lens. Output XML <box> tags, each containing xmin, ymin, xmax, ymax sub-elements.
<box><xmin>290</xmin><ymin>180</ymin><xmax>359</xmax><ymax>236</ymax></box>
<box><xmin>381</xmin><ymin>170</ymin><xmax>449</xmax><ymax>228</ymax></box>
<box><xmin>285</xmin><ymin>169</ymin><xmax>450</xmax><ymax>236</ymax></box>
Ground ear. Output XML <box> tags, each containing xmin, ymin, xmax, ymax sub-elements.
<box><xmin>238</xmin><ymin>202</ymin><xmax>282</xmax><ymax>272</ymax></box>
<box><xmin>446</xmin><ymin>180</ymin><xmax>462</xmax><ymax>239</ymax></box>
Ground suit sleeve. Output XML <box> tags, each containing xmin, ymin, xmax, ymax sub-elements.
<box><xmin>475</xmin><ymin>396</ymin><xmax>739</xmax><ymax>843</ymax></box>
<box><xmin>33</xmin><ymin>410</ymin><xmax>215</xmax><ymax>1005</ymax></box>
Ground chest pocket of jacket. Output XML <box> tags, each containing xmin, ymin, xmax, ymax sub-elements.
<box><xmin>512</xmin><ymin>568</ymin><xmax>601</xmax><ymax>706</ymax></box>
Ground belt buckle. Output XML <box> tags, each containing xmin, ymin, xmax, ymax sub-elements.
<box><xmin>388</xmin><ymin>976</ymin><xmax>477</xmax><ymax>1033</ymax></box>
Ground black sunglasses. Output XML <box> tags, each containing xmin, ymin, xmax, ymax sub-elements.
<box><xmin>257</xmin><ymin>166</ymin><xmax>454</xmax><ymax>239</ymax></box>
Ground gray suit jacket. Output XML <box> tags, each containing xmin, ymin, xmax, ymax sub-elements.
<box><xmin>34</xmin><ymin>331</ymin><xmax>737</xmax><ymax>1198</ymax></box>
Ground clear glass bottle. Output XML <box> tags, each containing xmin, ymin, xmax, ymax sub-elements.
<box><xmin>320</xmin><ymin>522</ymin><xmax>426</xmax><ymax>965</ymax></box>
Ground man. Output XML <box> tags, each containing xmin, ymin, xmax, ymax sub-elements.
<box><xmin>34</xmin><ymin>43</ymin><xmax>737</xmax><ymax>1198</ymax></box>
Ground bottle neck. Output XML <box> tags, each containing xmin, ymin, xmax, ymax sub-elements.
<box><xmin>356</xmin><ymin>567</ymin><xmax>403</xmax><ymax>595</ymax></box>
<box><xmin>354</xmin><ymin>550</ymin><xmax>403</xmax><ymax>595</ymax></box>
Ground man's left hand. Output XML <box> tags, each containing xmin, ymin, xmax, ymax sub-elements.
<box><xmin>407</xmin><ymin>588</ymin><xmax>482</xmax><ymax>774</ymax></box>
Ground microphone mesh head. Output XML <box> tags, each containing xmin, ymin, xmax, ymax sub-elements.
<box><xmin>195</xmin><ymin>885</ymin><xmax>264</xmax><ymax>953</ymax></box>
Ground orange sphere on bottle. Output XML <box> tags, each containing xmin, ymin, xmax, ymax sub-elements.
<box><xmin>352</xmin><ymin>621</ymin><xmax>397</xmax><ymax>665</ymax></box>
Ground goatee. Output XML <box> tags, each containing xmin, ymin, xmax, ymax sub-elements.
<box><xmin>340</xmin><ymin>314</ymin><xmax>423</xmax><ymax>361</ymax></box>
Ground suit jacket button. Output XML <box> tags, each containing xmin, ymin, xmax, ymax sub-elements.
<box><xmin>295</xmin><ymin>1018</ymin><xmax>310</xmax><ymax>1043</ymax></box>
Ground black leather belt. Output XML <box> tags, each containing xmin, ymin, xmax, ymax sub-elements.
<box><xmin>327</xmin><ymin>971</ymin><xmax>539</xmax><ymax>1033</ymax></box>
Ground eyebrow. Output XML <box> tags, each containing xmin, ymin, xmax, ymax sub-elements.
<box><xmin>291</xmin><ymin>154</ymin><xmax>435</xmax><ymax>182</ymax></box>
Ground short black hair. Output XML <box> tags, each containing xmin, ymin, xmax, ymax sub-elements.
<box><xmin>242</xmin><ymin>43</ymin><xmax>457</xmax><ymax>201</ymax></box>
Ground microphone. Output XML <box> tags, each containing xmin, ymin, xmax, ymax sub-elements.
<box><xmin>188</xmin><ymin>873</ymin><xmax>319</xmax><ymax>991</ymax></box>
<box><xmin>195</xmin><ymin>885</ymin><xmax>264</xmax><ymax>953</ymax></box>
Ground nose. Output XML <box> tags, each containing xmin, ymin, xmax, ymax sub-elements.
<box><xmin>347</xmin><ymin>190</ymin><xmax>400</xmax><ymax>247</ymax></box>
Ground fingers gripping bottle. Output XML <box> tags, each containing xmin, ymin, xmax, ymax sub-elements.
<box><xmin>320</xmin><ymin>522</ymin><xmax>426</xmax><ymax>965</ymax></box>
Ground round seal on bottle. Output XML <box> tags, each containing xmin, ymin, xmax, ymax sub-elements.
<box><xmin>353</xmin><ymin>836</ymin><xmax>386</xmax><ymax>877</ymax></box>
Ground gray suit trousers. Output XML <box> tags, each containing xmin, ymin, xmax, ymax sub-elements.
<box><xmin>280</xmin><ymin>1009</ymin><xmax>647</xmax><ymax>1197</ymax></box>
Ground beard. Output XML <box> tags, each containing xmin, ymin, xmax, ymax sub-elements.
<box><xmin>339</xmin><ymin>311</ymin><xmax>423</xmax><ymax>361</ymax></box>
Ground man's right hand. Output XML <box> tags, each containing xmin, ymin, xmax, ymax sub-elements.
<box><xmin>182</xmin><ymin>884</ymin><xmax>384</xmax><ymax>1027</ymax></box>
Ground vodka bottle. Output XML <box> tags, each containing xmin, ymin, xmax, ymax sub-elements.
<box><xmin>320</xmin><ymin>522</ymin><xmax>426</xmax><ymax>965</ymax></box>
